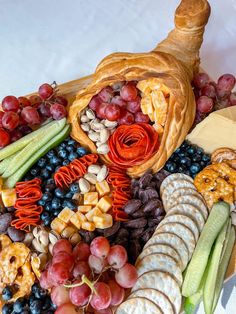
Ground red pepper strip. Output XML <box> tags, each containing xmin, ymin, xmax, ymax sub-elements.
<box><xmin>16</xmin><ymin>188</ymin><xmax>42</xmax><ymax>201</ymax></box>
<box><xmin>113</xmin><ymin>210</ymin><xmax>129</xmax><ymax>221</ymax></box>
<box><xmin>16</xmin><ymin>178</ymin><xmax>41</xmax><ymax>190</ymax></box>
<box><xmin>15</xmin><ymin>206</ymin><xmax>43</xmax><ymax>217</ymax></box>
<box><xmin>70</xmin><ymin>161</ymin><xmax>87</xmax><ymax>177</ymax></box>
<box><xmin>14</xmin><ymin>200</ymin><xmax>38</xmax><ymax>209</ymax></box>
<box><xmin>80</xmin><ymin>154</ymin><xmax>99</xmax><ymax>166</ymax></box>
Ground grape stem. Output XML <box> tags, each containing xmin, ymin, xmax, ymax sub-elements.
<box><xmin>64</xmin><ymin>275</ymin><xmax>98</xmax><ymax>295</ymax></box>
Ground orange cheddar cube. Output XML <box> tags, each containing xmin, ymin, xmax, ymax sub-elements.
<box><xmin>82</xmin><ymin>221</ymin><xmax>95</xmax><ymax>232</ymax></box>
<box><xmin>85</xmin><ymin>207</ymin><xmax>102</xmax><ymax>222</ymax></box>
<box><xmin>78</xmin><ymin>205</ymin><xmax>92</xmax><ymax>213</ymax></box>
<box><xmin>95</xmin><ymin>180</ymin><xmax>110</xmax><ymax>197</ymax></box>
<box><xmin>51</xmin><ymin>218</ymin><xmax>67</xmax><ymax>234</ymax></box>
<box><xmin>93</xmin><ymin>214</ymin><xmax>113</xmax><ymax>229</ymax></box>
<box><xmin>76</xmin><ymin>211</ymin><xmax>87</xmax><ymax>223</ymax></box>
<box><xmin>58</xmin><ymin>208</ymin><xmax>75</xmax><ymax>223</ymax></box>
<box><xmin>84</xmin><ymin>192</ymin><xmax>98</xmax><ymax>206</ymax></box>
<box><xmin>1</xmin><ymin>188</ymin><xmax>17</xmax><ymax>207</ymax></box>
<box><xmin>70</xmin><ymin>213</ymin><xmax>81</xmax><ymax>229</ymax></box>
<box><xmin>96</xmin><ymin>196</ymin><xmax>112</xmax><ymax>213</ymax></box>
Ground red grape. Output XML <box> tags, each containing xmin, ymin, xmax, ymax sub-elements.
<box><xmin>90</xmin><ymin>237</ymin><xmax>110</xmax><ymax>259</ymax></box>
<box><xmin>18</xmin><ymin>96</ymin><xmax>31</xmax><ymax>108</ymax></box>
<box><xmin>55</xmin><ymin>303</ymin><xmax>79</xmax><ymax>314</ymax></box>
<box><xmin>94</xmin><ymin>308</ymin><xmax>113</xmax><ymax>314</ymax></box>
<box><xmin>216</xmin><ymin>86</ymin><xmax>230</xmax><ymax>99</ymax></box>
<box><xmin>10</xmin><ymin>129</ymin><xmax>23</xmax><ymax>142</ymax></box>
<box><xmin>98</xmin><ymin>87</ymin><xmax>114</xmax><ymax>102</ymax></box>
<box><xmin>53</xmin><ymin>239</ymin><xmax>72</xmax><ymax>255</ymax></box>
<box><xmin>107</xmin><ymin>245</ymin><xmax>127</xmax><ymax>269</ymax></box>
<box><xmin>90</xmin><ymin>282</ymin><xmax>111</xmax><ymax>310</ymax></box>
<box><xmin>18</xmin><ymin>125</ymin><xmax>32</xmax><ymax>135</ymax></box>
<box><xmin>69</xmin><ymin>281</ymin><xmax>91</xmax><ymax>306</ymax></box>
<box><xmin>216</xmin><ymin>98</ymin><xmax>231</xmax><ymax>109</ymax></box>
<box><xmin>197</xmin><ymin>96</ymin><xmax>213</xmax><ymax>113</ymax></box>
<box><xmin>89</xmin><ymin>95</ymin><xmax>102</xmax><ymax>111</ymax></box>
<box><xmin>120</xmin><ymin>83</ymin><xmax>138</xmax><ymax>101</ymax></box>
<box><xmin>217</xmin><ymin>74</ymin><xmax>235</xmax><ymax>92</ymax></box>
<box><xmin>73</xmin><ymin>242</ymin><xmax>90</xmax><ymax>261</ymax></box>
<box><xmin>108</xmin><ymin>279</ymin><xmax>125</xmax><ymax>306</ymax></box>
<box><xmin>96</xmin><ymin>103</ymin><xmax>108</xmax><ymax>119</ymax></box>
<box><xmin>0</xmin><ymin>112</ymin><xmax>4</xmax><ymax>127</ymax></box>
<box><xmin>88</xmin><ymin>255</ymin><xmax>107</xmax><ymax>274</ymax></box>
<box><xmin>72</xmin><ymin>260</ymin><xmax>91</xmax><ymax>279</ymax></box>
<box><xmin>115</xmin><ymin>263</ymin><xmax>138</xmax><ymax>288</ymax></box>
<box><xmin>50</xmin><ymin>104</ymin><xmax>67</xmax><ymax>120</ymax></box>
<box><xmin>29</xmin><ymin>95</ymin><xmax>41</xmax><ymax>106</ymax></box>
<box><xmin>38</xmin><ymin>83</ymin><xmax>54</xmax><ymax>100</ymax></box>
<box><xmin>229</xmin><ymin>92</ymin><xmax>236</xmax><ymax>106</ymax></box>
<box><xmin>111</xmin><ymin>96</ymin><xmax>127</xmax><ymax>108</ymax></box>
<box><xmin>105</xmin><ymin>104</ymin><xmax>121</xmax><ymax>121</ymax></box>
<box><xmin>52</xmin><ymin>252</ymin><xmax>74</xmax><ymax>271</ymax></box>
<box><xmin>134</xmin><ymin>111</ymin><xmax>150</xmax><ymax>123</ymax></box>
<box><xmin>38</xmin><ymin>103</ymin><xmax>52</xmax><ymax>118</ymax></box>
<box><xmin>200</xmin><ymin>84</ymin><xmax>216</xmax><ymax>99</ymax></box>
<box><xmin>193</xmin><ymin>73</ymin><xmax>210</xmax><ymax>89</ymax></box>
<box><xmin>2</xmin><ymin>96</ymin><xmax>20</xmax><ymax>112</ymax></box>
<box><xmin>21</xmin><ymin>106</ymin><xmax>41</xmax><ymax>125</ymax></box>
<box><xmin>39</xmin><ymin>269</ymin><xmax>54</xmax><ymax>289</ymax></box>
<box><xmin>2</xmin><ymin>111</ymin><xmax>19</xmax><ymax>130</ymax></box>
<box><xmin>54</xmin><ymin>96</ymin><xmax>68</xmax><ymax>107</ymax></box>
<box><xmin>127</xmin><ymin>96</ymin><xmax>141</xmax><ymax>113</ymax></box>
<box><xmin>0</xmin><ymin>128</ymin><xmax>11</xmax><ymax>148</ymax></box>
<box><xmin>118</xmin><ymin>110</ymin><xmax>134</xmax><ymax>125</ymax></box>
<box><xmin>51</xmin><ymin>285</ymin><xmax>70</xmax><ymax>307</ymax></box>
<box><xmin>48</xmin><ymin>262</ymin><xmax>72</xmax><ymax>285</ymax></box>
<box><xmin>112</xmin><ymin>81</ymin><xmax>125</xmax><ymax>91</ymax></box>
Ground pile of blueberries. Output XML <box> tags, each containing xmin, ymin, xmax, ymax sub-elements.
<box><xmin>164</xmin><ymin>141</ymin><xmax>211</xmax><ymax>178</ymax></box>
<box><xmin>1</xmin><ymin>283</ymin><xmax>55</xmax><ymax>314</ymax></box>
<box><xmin>23</xmin><ymin>137</ymin><xmax>88</xmax><ymax>226</ymax></box>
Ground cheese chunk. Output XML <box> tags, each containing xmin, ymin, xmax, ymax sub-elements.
<box><xmin>84</xmin><ymin>192</ymin><xmax>98</xmax><ymax>206</ymax></box>
<box><xmin>51</xmin><ymin>218</ymin><xmax>67</xmax><ymax>234</ymax></box>
<box><xmin>96</xmin><ymin>196</ymin><xmax>112</xmax><ymax>213</ymax></box>
<box><xmin>78</xmin><ymin>205</ymin><xmax>92</xmax><ymax>213</ymax></box>
<box><xmin>95</xmin><ymin>180</ymin><xmax>110</xmax><ymax>197</ymax></box>
<box><xmin>0</xmin><ymin>177</ymin><xmax>3</xmax><ymax>192</ymax></box>
<box><xmin>85</xmin><ymin>207</ymin><xmax>102</xmax><ymax>222</ymax></box>
<box><xmin>58</xmin><ymin>207</ymin><xmax>75</xmax><ymax>223</ymax></box>
<box><xmin>1</xmin><ymin>188</ymin><xmax>17</xmax><ymax>207</ymax></box>
<box><xmin>70</xmin><ymin>213</ymin><xmax>81</xmax><ymax>229</ymax></box>
<box><xmin>93</xmin><ymin>214</ymin><xmax>113</xmax><ymax>229</ymax></box>
<box><xmin>82</xmin><ymin>221</ymin><xmax>95</xmax><ymax>232</ymax></box>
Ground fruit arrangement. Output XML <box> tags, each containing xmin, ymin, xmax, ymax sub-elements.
<box><xmin>1</xmin><ymin>0</ymin><xmax>236</xmax><ymax>314</ymax></box>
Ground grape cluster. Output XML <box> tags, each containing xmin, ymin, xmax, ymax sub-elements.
<box><xmin>23</xmin><ymin>137</ymin><xmax>88</xmax><ymax>226</ymax></box>
<box><xmin>88</xmin><ymin>81</ymin><xmax>149</xmax><ymax>125</ymax></box>
<box><xmin>192</xmin><ymin>72</ymin><xmax>236</xmax><ymax>125</ymax></box>
<box><xmin>0</xmin><ymin>82</ymin><xmax>67</xmax><ymax>148</ymax></box>
<box><xmin>164</xmin><ymin>141</ymin><xmax>211</xmax><ymax>178</ymax></box>
<box><xmin>39</xmin><ymin>237</ymin><xmax>138</xmax><ymax>313</ymax></box>
<box><xmin>1</xmin><ymin>283</ymin><xmax>55</xmax><ymax>314</ymax></box>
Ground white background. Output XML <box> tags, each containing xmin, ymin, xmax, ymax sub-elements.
<box><xmin>0</xmin><ymin>0</ymin><xmax>235</xmax><ymax>313</ymax></box>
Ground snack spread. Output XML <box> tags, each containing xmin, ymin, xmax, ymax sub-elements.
<box><xmin>0</xmin><ymin>0</ymin><xmax>236</xmax><ymax>314</ymax></box>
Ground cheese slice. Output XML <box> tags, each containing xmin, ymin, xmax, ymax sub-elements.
<box><xmin>187</xmin><ymin>106</ymin><xmax>236</xmax><ymax>154</ymax></box>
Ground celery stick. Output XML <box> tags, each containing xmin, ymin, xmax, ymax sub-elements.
<box><xmin>0</xmin><ymin>153</ymin><xmax>17</xmax><ymax>174</ymax></box>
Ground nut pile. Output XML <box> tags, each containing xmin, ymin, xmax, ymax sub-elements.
<box><xmin>80</xmin><ymin>108</ymin><xmax>117</xmax><ymax>154</ymax></box>
<box><xmin>78</xmin><ymin>163</ymin><xmax>108</xmax><ymax>193</ymax></box>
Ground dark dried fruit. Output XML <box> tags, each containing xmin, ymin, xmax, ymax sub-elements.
<box><xmin>0</xmin><ymin>213</ymin><xmax>13</xmax><ymax>233</ymax></box>
<box><xmin>123</xmin><ymin>199</ymin><xmax>142</xmax><ymax>215</ymax></box>
<box><xmin>152</xmin><ymin>207</ymin><xmax>165</xmax><ymax>218</ymax></box>
<box><xmin>132</xmin><ymin>186</ymin><xmax>139</xmax><ymax>198</ymax></box>
<box><xmin>116</xmin><ymin>228</ymin><xmax>129</xmax><ymax>239</ymax></box>
<box><xmin>123</xmin><ymin>218</ymin><xmax>147</xmax><ymax>229</ymax></box>
<box><xmin>103</xmin><ymin>221</ymin><xmax>121</xmax><ymax>237</ymax></box>
<box><xmin>143</xmin><ymin>198</ymin><xmax>162</xmax><ymax>213</ymax></box>
<box><xmin>139</xmin><ymin>171</ymin><xmax>152</xmax><ymax>189</ymax></box>
<box><xmin>131</xmin><ymin>208</ymin><xmax>145</xmax><ymax>218</ymax></box>
<box><xmin>139</xmin><ymin>188</ymin><xmax>159</xmax><ymax>203</ymax></box>
<box><xmin>128</xmin><ymin>239</ymin><xmax>142</xmax><ymax>264</ymax></box>
<box><xmin>141</xmin><ymin>227</ymin><xmax>155</xmax><ymax>243</ymax></box>
<box><xmin>148</xmin><ymin>217</ymin><xmax>164</xmax><ymax>227</ymax></box>
<box><xmin>7</xmin><ymin>227</ymin><xmax>25</xmax><ymax>242</ymax></box>
<box><xmin>130</xmin><ymin>228</ymin><xmax>145</xmax><ymax>239</ymax></box>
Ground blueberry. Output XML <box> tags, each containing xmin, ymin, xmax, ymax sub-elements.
<box><xmin>30</xmin><ymin>168</ymin><xmax>40</xmax><ymax>176</ymax></box>
<box><xmin>190</xmin><ymin>163</ymin><xmax>201</xmax><ymax>174</ymax></box>
<box><xmin>58</xmin><ymin>149</ymin><xmax>68</xmax><ymax>159</ymax></box>
<box><xmin>30</xmin><ymin>299</ymin><xmax>42</xmax><ymax>314</ymax></box>
<box><xmin>68</xmin><ymin>152</ymin><xmax>78</xmax><ymax>161</ymax></box>
<box><xmin>184</xmin><ymin>170</ymin><xmax>191</xmax><ymax>176</ymax></box>
<box><xmin>34</xmin><ymin>286</ymin><xmax>47</xmax><ymax>299</ymax></box>
<box><xmin>62</xmin><ymin>199</ymin><xmax>77</xmax><ymax>209</ymax></box>
<box><xmin>38</xmin><ymin>199</ymin><xmax>46</xmax><ymax>206</ymax></box>
<box><xmin>165</xmin><ymin>162</ymin><xmax>177</xmax><ymax>173</ymax></box>
<box><xmin>40</xmin><ymin>169</ymin><xmax>50</xmax><ymax>179</ymax></box>
<box><xmin>62</xmin><ymin>159</ymin><xmax>70</xmax><ymax>166</ymax></box>
<box><xmin>2</xmin><ymin>286</ymin><xmax>13</xmax><ymax>301</ymax></box>
<box><xmin>55</xmin><ymin>165</ymin><xmax>61</xmax><ymax>172</ymax></box>
<box><xmin>13</xmin><ymin>297</ymin><xmax>26</xmax><ymax>313</ymax></box>
<box><xmin>24</xmin><ymin>175</ymin><xmax>33</xmax><ymax>181</ymax></box>
<box><xmin>46</xmin><ymin>150</ymin><xmax>55</xmax><ymax>159</ymax></box>
<box><xmin>46</xmin><ymin>165</ymin><xmax>55</xmax><ymax>172</ymax></box>
<box><xmin>45</xmin><ymin>183</ymin><xmax>56</xmax><ymax>192</ymax></box>
<box><xmin>42</xmin><ymin>295</ymin><xmax>52</xmax><ymax>310</ymax></box>
<box><xmin>178</xmin><ymin>165</ymin><xmax>187</xmax><ymax>172</ymax></box>
<box><xmin>51</xmin><ymin>197</ymin><xmax>61</xmax><ymax>209</ymax></box>
<box><xmin>174</xmin><ymin>147</ymin><xmax>181</xmax><ymax>154</ymax></box>
<box><xmin>31</xmin><ymin>283</ymin><xmax>40</xmax><ymax>294</ymax></box>
<box><xmin>59</xmin><ymin>142</ymin><xmax>66</xmax><ymax>149</ymax></box>
<box><xmin>47</xmin><ymin>178</ymin><xmax>55</xmax><ymax>185</ymax></box>
<box><xmin>77</xmin><ymin>147</ymin><xmax>88</xmax><ymax>156</ymax></box>
<box><xmin>180</xmin><ymin>157</ymin><xmax>191</xmax><ymax>167</ymax></box>
<box><xmin>45</xmin><ymin>202</ymin><xmax>53</xmax><ymax>212</ymax></box>
<box><xmin>177</xmin><ymin>151</ymin><xmax>186</xmax><ymax>158</ymax></box>
<box><xmin>2</xmin><ymin>303</ymin><xmax>13</xmax><ymax>314</ymax></box>
<box><xmin>44</xmin><ymin>216</ymin><xmax>52</xmax><ymax>226</ymax></box>
<box><xmin>54</xmin><ymin>188</ymin><xmax>66</xmax><ymax>198</ymax></box>
<box><xmin>41</xmin><ymin>212</ymin><xmax>50</xmax><ymax>222</ymax></box>
<box><xmin>53</xmin><ymin>208</ymin><xmax>62</xmax><ymax>216</ymax></box>
<box><xmin>29</xmin><ymin>294</ymin><xmax>36</xmax><ymax>305</ymax></box>
<box><xmin>196</xmin><ymin>147</ymin><xmax>204</xmax><ymax>155</ymax></box>
<box><xmin>66</xmin><ymin>145</ymin><xmax>74</xmax><ymax>152</ymax></box>
<box><xmin>70</xmin><ymin>183</ymin><xmax>80</xmax><ymax>193</ymax></box>
<box><xmin>200</xmin><ymin>160</ymin><xmax>206</xmax><ymax>168</ymax></box>
<box><xmin>65</xmin><ymin>191</ymin><xmax>74</xmax><ymax>199</ymax></box>
<box><xmin>38</xmin><ymin>157</ymin><xmax>47</xmax><ymax>168</ymax></box>
<box><xmin>187</xmin><ymin>146</ymin><xmax>196</xmax><ymax>155</ymax></box>
<box><xmin>67</xmin><ymin>138</ymin><xmax>76</xmax><ymax>145</ymax></box>
<box><xmin>42</xmin><ymin>192</ymin><xmax>53</xmax><ymax>202</ymax></box>
<box><xmin>192</xmin><ymin>154</ymin><xmax>201</xmax><ymax>162</ymax></box>
<box><xmin>202</xmin><ymin>154</ymin><xmax>210</xmax><ymax>162</ymax></box>
<box><xmin>173</xmin><ymin>155</ymin><xmax>180</xmax><ymax>164</ymax></box>
<box><xmin>51</xmin><ymin>156</ymin><xmax>61</xmax><ymax>165</ymax></box>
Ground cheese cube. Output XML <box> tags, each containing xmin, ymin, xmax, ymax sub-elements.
<box><xmin>85</xmin><ymin>207</ymin><xmax>102</xmax><ymax>222</ymax></box>
<box><xmin>70</xmin><ymin>213</ymin><xmax>81</xmax><ymax>229</ymax></box>
<box><xmin>82</xmin><ymin>221</ymin><xmax>95</xmax><ymax>232</ymax></box>
<box><xmin>84</xmin><ymin>192</ymin><xmax>98</xmax><ymax>206</ymax></box>
<box><xmin>1</xmin><ymin>188</ymin><xmax>17</xmax><ymax>207</ymax></box>
<box><xmin>95</xmin><ymin>180</ymin><xmax>110</xmax><ymax>197</ymax></box>
<box><xmin>61</xmin><ymin>226</ymin><xmax>77</xmax><ymax>238</ymax></box>
<box><xmin>96</xmin><ymin>196</ymin><xmax>112</xmax><ymax>213</ymax></box>
<box><xmin>93</xmin><ymin>214</ymin><xmax>113</xmax><ymax>229</ymax></box>
<box><xmin>78</xmin><ymin>205</ymin><xmax>92</xmax><ymax>213</ymax></box>
<box><xmin>0</xmin><ymin>177</ymin><xmax>3</xmax><ymax>192</ymax></box>
<box><xmin>51</xmin><ymin>218</ymin><xmax>67</xmax><ymax>234</ymax></box>
<box><xmin>58</xmin><ymin>208</ymin><xmax>75</xmax><ymax>223</ymax></box>
<box><xmin>76</xmin><ymin>211</ymin><xmax>87</xmax><ymax>223</ymax></box>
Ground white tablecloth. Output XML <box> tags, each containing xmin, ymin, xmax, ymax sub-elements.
<box><xmin>0</xmin><ymin>0</ymin><xmax>235</xmax><ymax>313</ymax></box>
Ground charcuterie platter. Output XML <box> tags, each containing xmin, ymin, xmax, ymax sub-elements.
<box><xmin>0</xmin><ymin>0</ymin><xmax>236</xmax><ymax>313</ymax></box>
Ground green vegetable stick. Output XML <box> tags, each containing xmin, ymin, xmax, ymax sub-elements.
<box><xmin>0</xmin><ymin>153</ymin><xmax>17</xmax><ymax>174</ymax></box>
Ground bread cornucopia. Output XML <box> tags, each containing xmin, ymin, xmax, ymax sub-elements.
<box><xmin>69</xmin><ymin>0</ymin><xmax>211</xmax><ymax>177</ymax></box>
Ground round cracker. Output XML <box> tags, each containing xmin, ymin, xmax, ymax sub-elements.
<box><xmin>158</xmin><ymin>214</ymin><xmax>199</xmax><ymax>242</ymax></box>
<box><xmin>165</xmin><ymin>187</ymin><xmax>198</xmax><ymax>210</ymax></box>
<box><xmin>132</xmin><ymin>270</ymin><xmax>182</xmax><ymax>314</ymax></box>
<box><xmin>136</xmin><ymin>243</ymin><xmax>180</xmax><ymax>266</ymax></box>
<box><xmin>160</xmin><ymin>173</ymin><xmax>193</xmax><ymax>196</ymax></box>
<box><xmin>168</xmin><ymin>194</ymin><xmax>208</xmax><ymax>220</ymax></box>
<box><xmin>167</xmin><ymin>203</ymin><xmax>205</xmax><ymax>231</ymax></box>
<box><xmin>129</xmin><ymin>289</ymin><xmax>175</xmax><ymax>314</ymax></box>
<box><xmin>115</xmin><ymin>296</ymin><xmax>162</xmax><ymax>314</ymax></box>
<box><xmin>162</xmin><ymin>183</ymin><xmax>196</xmax><ymax>209</ymax></box>
<box><xmin>155</xmin><ymin>222</ymin><xmax>195</xmax><ymax>257</ymax></box>
<box><xmin>136</xmin><ymin>253</ymin><xmax>183</xmax><ymax>286</ymax></box>
<box><xmin>144</xmin><ymin>232</ymin><xmax>188</xmax><ymax>270</ymax></box>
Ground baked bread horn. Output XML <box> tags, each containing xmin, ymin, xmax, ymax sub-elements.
<box><xmin>69</xmin><ymin>0</ymin><xmax>211</xmax><ymax>177</ymax></box>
